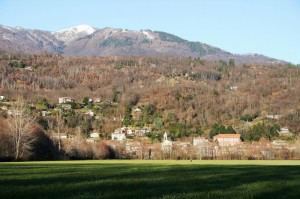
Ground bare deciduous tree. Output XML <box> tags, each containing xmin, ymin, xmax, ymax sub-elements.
<box><xmin>7</xmin><ymin>98</ymin><xmax>36</xmax><ymax>160</ymax></box>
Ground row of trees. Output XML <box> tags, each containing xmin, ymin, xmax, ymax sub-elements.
<box><xmin>116</xmin><ymin>142</ymin><xmax>300</xmax><ymax>160</ymax></box>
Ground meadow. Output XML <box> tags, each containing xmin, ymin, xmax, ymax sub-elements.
<box><xmin>0</xmin><ymin>160</ymin><xmax>299</xmax><ymax>199</ymax></box>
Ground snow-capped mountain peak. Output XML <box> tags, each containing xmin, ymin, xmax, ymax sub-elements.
<box><xmin>53</xmin><ymin>24</ymin><xmax>96</xmax><ymax>43</ymax></box>
<box><xmin>56</xmin><ymin>24</ymin><xmax>95</xmax><ymax>34</ymax></box>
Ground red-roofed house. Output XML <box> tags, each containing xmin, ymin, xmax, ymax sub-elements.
<box><xmin>213</xmin><ymin>134</ymin><xmax>241</xmax><ymax>147</ymax></box>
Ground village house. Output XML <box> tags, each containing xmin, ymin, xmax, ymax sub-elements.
<box><xmin>61</xmin><ymin>104</ymin><xmax>72</xmax><ymax>110</ymax></box>
<box><xmin>25</xmin><ymin>66</ymin><xmax>33</xmax><ymax>71</ymax></box>
<box><xmin>193</xmin><ymin>137</ymin><xmax>209</xmax><ymax>146</ymax></box>
<box><xmin>85</xmin><ymin>110</ymin><xmax>95</xmax><ymax>117</ymax></box>
<box><xmin>124</xmin><ymin>127</ymin><xmax>134</xmax><ymax>134</ymax></box>
<box><xmin>52</xmin><ymin>133</ymin><xmax>68</xmax><ymax>139</ymax></box>
<box><xmin>94</xmin><ymin>98</ymin><xmax>101</xmax><ymax>103</ymax></box>
<box><xmin>113</xmin><ymin>126</ymin><xmax>149</xmax><ymax>137</ymax></box>
<box><xmin>272</xmin><ymin>139</ymin><xmax>287</xmax><ymax>148</ymax></box>
<box><xmin>132</xmin><ymin>107</ymin><xmax>142</xmax><ymax>119</ymax></box>
<box><xmin>133</xmin><ymin>108</ymin><xmax>142</xmax><ymax>113</ymax></box>
<box><xmin>1</xmin><ymin>105</ymin><xmax>8</xmax><ymax>110</ymax></box>
<box><xmin>134</xmin><ymin>128</ymin><xmax>147</xmax><ymax>136</ymax></box>
<box><xmin>266</xmin><ymin>114</ymin><xmax>281</xmax><ymax>120</ymax></box>
<box><xmin>58</xmin><ymin>97</ymin><xmax>74</xmax><ymax>104</ymax></box>
<box><xmin>0</xmin><ymin>95</ymin><xmax>6</xmax><ymax>101</ymax></box>
<box><xmin>213</xmin><ymin>134</ymin><xmax>241</xmax><ymax>147</ymax></box>
<box><xmin>59</xmin><ymin>133</ymin><xmax>68</xmax><ymax>139</ymax></box>
<box><xmin>41</xmin><ymin>111</ymin><xmax>51</xmax><ymax>117</ymax></box>
<box><xmin>90</xmin><ymin>132</ymin><xmax>100</xmax><ymax>138</ymax></box>
<box><xmin>114</xmin><ymin>127</ymin><xmax>129</xmax><ymax>134</ymax></box>
<box><xmin>277</xmin><ymin>127</ymin><xmax>293</xmax><ymax>136</ymax></box>
<box><xmin>86</xmin><ymin>138</ymin><xmax>96</xmax><ymax>143</ymax></box>
<box><xmin>229</xmin><ymin>86</ymin><xmax>238</xmax><ymax>91</ymax></box>
<box><xmin>111</xmin><ymin>132</ymin><xmax>126</xmax><ymax>140</ymax></box>
<box><xmin>7</xmin><ymin>109</ymin><xmax>21</xmax><ymax>116</ymax></box>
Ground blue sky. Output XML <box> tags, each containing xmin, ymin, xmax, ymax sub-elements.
<box><xmin>0</xmin><ymin>0</ymin><xmax>299</xmax><ymax>64</ymax></box>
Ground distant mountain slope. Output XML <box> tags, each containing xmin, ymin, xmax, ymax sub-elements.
<box><xmin>0</xmin><ymin>24</ymin><xmax>285</xmax><ymax>64</ymax></box>
<box><xmin>0</xmin><ymin>25</ymin><xmax>64</xmax><ymax>54</ymax></box>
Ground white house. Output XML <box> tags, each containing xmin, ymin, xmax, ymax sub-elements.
<box><xmin>266</xmin><ymin>114</ymin><xmax>281</xmax><ymax>120</ymax></box>
<box><xmin>90</xmin><ymin>132</ymin><xmax>100</xmax><ymax>138</ymax></box>
<box><xmin>278</xmin><ymin>127</ymin><xmax>293</xmax><ymax>136</ymax></box>
<box><xmin>193</xmin><ymin>137</ymin><xmax>209</xmax><ymax>146</ymax></box>
<box><xmin>25</xmin><ymin>66</ymin><xmax>33</xmax><ymax>71</ymax></box>
<box><xmin>114</xmin><ymin>126</ymin><xmax>136</xmax><ymax>135</ymax></box>
<box><xmin>111</xmin><ymin>132</ymin><xmax>126</xmax><ymax>140</ymax></box>
<box><xmin>86</xmin><ymin>138</ymin><xmax>95</xmax><ymax>143</ymax></box>
<box><xmin>1</xmin><ymin>105</ymin><xmax>8</xmax><ymax>110</ymax></box>
<box><xmin>132</xmin><ymin>108</ymin><xmax>142</xmax><ymax>119</ymax></box>
<box><xmin>61</xmin><ymin>104</ymin><xmax>72</xmax><ymax>110</ymax></box>
<box><xmin>272</xmin><ymin>139</ymin><xmax>287</xmax><ymax>147</ymax></box>
<box><xmin>60</xmin><ymin>133</ymin><xmax>68</xmax><ymax>139</ymax></box>
<box><xmin>133</xmin><ymin>108</ymin><xmax>142</xmax><ymax>113</ymax></box>
<box><xmin>58</xmin><ymin>97</ymin><xmax>74</xmax><ymax>104</ymax></box>
<box><xmin>85</xmin><ymin>110</ymin><xmax>95</xmax><ymax>117</ymax></box>
<box><xmin>230</xmin><ymin>86</ymin><xmax>238</xmax><ymax>91</ymax></box>
<box><xmin>52</xmin><ymin>133</ymin><xmax>68</xmax><ymax>139</ymax></box>
<box><xmin>94</xmin><ymin>98</ymin><xmax>101</xmax><ymax>103</ymax></box>
<box><xmin>7</xmin><ymin>110</ymin><xmax>21</xmax><ymax>116</ymax></box>
<box><xmin>41</xmin><ymin>111</ymin><xmax>51</xmax><ymax>117</ymax></box>
<box><xmin>135</xmin><ymin>128</ymin><xmax>147</xmax><ymax>136</ymax></box>
<box><xmin>126</xmin><ymin>128</ymin><xmax>134</xmax><ymax>135</ymax></box>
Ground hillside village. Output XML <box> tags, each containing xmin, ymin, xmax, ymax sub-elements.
<box><xmin>0</xmin><ymin>94</ymin><xmax>299</xmax><ymax>160</ymax></box>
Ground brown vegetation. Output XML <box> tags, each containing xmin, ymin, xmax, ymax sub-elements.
<box><xmin>1</xmin><ymin>53</ymin><xmax>299</xmax><ymax>132</ymax></box>
<box><xmin>0</xmin><ymin>52</ymin><xmax>300</xmax><ymax>160</ymax></box>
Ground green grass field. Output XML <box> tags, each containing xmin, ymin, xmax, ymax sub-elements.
<box><xmin>0</xmin><ymin>160</ymin><xmax>300</xmax><ymax>199</ymax></box>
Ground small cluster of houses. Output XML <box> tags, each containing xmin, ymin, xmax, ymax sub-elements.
<box><xmin>58</xmin><ymin>97</ymin><xmax>75</xmax><ymax>104</ymax></box>
<box><xmin>100</xmin><ymin>132</ymin><xmax>298</xmax><ymax>160</ymax></box>
<box><xmin>111</xmin><ymin>126</ymin><xmax>150</xmax><ymax>140</ymax></box>
<box><xmin>63</xmin><ymin>129</ymin><xmax>296</xmax><ymax>160</ymax></box>
<box><xmin>229</xmin><ymin>86</ymin><xmax>238</xmax><ymax>91</ymax></box>
<box><xmin>40</xmin><ymin>97</ymin><xmax>101</xmax><ymax>115</ymax></box>
<box><xmin>58</xmin><ymin>97</ymin><xmax>101</xmax><ymax>104</ymax></box>
<box><xmin>1</xmin><ymin>95</ymin><xmax>298</xmax><ymax>159</ymax></box>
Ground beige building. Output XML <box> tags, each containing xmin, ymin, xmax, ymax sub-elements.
<box><xmin>213</xmin><ymin>134</ymin><xmax>241</xmax><ymax>147</ymax></box>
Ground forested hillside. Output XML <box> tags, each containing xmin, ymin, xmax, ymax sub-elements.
<box><xmin>0</xmin><ymin>52</ymin><xmax>299</xmax><ymax>135</ymax></box>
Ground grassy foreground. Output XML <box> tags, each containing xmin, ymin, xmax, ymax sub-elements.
<box><xmin>0</xmin><ymin>160</ymin><xmax>300</xmax><ymax>199</ymax></box>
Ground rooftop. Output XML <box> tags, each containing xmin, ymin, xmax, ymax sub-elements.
<box><xmin>214</xmin><ymin>134</ymin><xmax>241</xmax><ymax>138</ymax></box>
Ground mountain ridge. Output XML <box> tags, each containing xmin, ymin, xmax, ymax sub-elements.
<box><xmin>0</xmin><ymin>24</ymin><xmax>286</xmax><ymax>64</ymax></box>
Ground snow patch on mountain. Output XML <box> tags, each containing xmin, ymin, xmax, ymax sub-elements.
<box><xmin>142</xmin><ymin>30</ymin><xmax>154</xmax><ymax>40</ymax></box>
<box><xmin>53</xmin><ymin>24</ymin><xmax>96</xmax><ymax>43</ymax></box>
<box><xmin>0</xmin><ymin>25</ymin><xmax>15</xmax><ymax>32</ymax></box>
<box><xmin>57</xmin><ymin>24</ymin><xmax>95</xmax><ymax>34</ymax></box>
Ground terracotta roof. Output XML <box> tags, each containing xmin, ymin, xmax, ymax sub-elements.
<box><xmin>214</xmin><ymin>134</ymin><xmax>241</xmax><ymax>138</ymax></box>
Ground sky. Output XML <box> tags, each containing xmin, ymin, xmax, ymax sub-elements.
<box><xmin>0</xmin><ymin>0</ymin><xmax>299</xmax><ymax>64</ymax></box>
